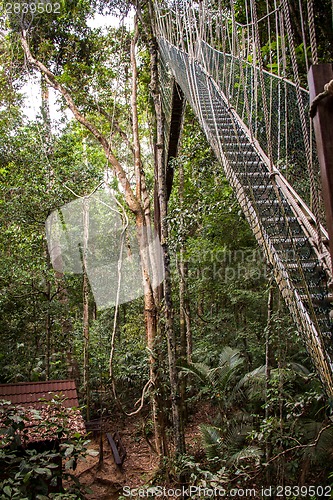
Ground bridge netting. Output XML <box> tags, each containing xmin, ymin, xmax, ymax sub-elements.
<box><xmin>153</xmin><ymin>0</ymin><xmax>333</xmax><ymax>396</ymax></box>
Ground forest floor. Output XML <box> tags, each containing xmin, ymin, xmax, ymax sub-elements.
<box><xmin>74</xmin><ymin>403</ymin><xmax>214</xmax><ymax>500</ymax></box>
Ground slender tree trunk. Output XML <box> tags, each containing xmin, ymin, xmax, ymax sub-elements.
<box><xmin>197</xmin><ymin>299</ymin><xmax>204</xmax><ymax>318</ymax></box>
<box><xmin>179</xmin><ymin>163</ymin><xmax>192</xmax><ymax>364</ymax></box>
<box><xmin>179</xmin><ymin>248</ymin><xmax>187</xmax><ymax>420</ymax></box>
<box><xmin>83</xmin><ymin>267</ymin><xmax>90</xmax><ymax>420</ymax></box>
<box><xmin>184</xmin><ymin>273</ymin><xmax>192</xmax><ymax>363</ymax></box>
<box><xmin>179</xmin><ymin>162</ymin><xmax>190</xmax><ymax>421</ymax></box>
<box><xmin>131</xmin><ymin>19</ymin><xmax>142</xmax><ymax>202</ymax></box>
<box><xmin>277</xmin><ymin>295</ymin><xmax>286</xmax><ymax>490</ymax></box>
<box><xmin>265</xmin><ymin>278</ymin><xmax>274</xmax><ymax>484</ymax></box>
<box><xmin>83</xmin><ymin>198</ymin><xmax>90</xmax><ymax>421</ymax></box>
<box><xmin>45</xmin><ymin>259</ymin><xmax>51</xmax><ymax>381</ymax></box>
<box><xmin>42</xmin><ymin>76</ymin><xmax>52</xmax><ymax>381</ymax></box>
<box><xmin>144</xmin><ymin>286</ymin><xmax>163</xmax><ymax>455</ymax></box>
<box><xmin>135</xmin><ymin>212</ymin><xmax>166</xmax><ymax>456</ymax></box>
<box><xmin>179</xmin><ymin>161</ymin><xmax>186</xmax><ymax>365</ymax></box>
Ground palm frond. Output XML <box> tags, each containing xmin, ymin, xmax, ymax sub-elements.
<box><xmin>218</xmin><ymin>347</ymin><xmax>242</xmax><ymax>369</ymax></box>
<box><xmin>235</xmin><ymin>365</ymin><xmax>266</xmax><ymax>393</ymax></box>
<box><xmin>289</xmin><ymin>362</ymin><xmax>311</xmax><ymax>378</ymax></box>
<box><xmin>227</xmin><ymin>445</ymin><xmax>263</xmax><ymax>466</ymax></box>
<box><xmin>217</xmin><ymin>347</ymin><xmax>244</xmax><ymax>388</ymax></box>
<box><xmin>200</xmin><ymin>424</ymin><xmax>224</xmax><ymax>461</ymax></box>
<box><xmin>224</xmin><ymin>422</ymin><xmax>252</xmax><ymax>453</ymax></box>
<box><xmin>180</xmin><ymin>362</ymin><xmax>211</xmax><ymax>385</ymax></box>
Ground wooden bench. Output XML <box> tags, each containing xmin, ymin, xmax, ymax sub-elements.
<box><xmin>106</xmin><ymin>432</ymin><xmax>126</xmax><ymax>466</ymax></box>
<box><xmin>85</xmin><ymin>418</ymin><xmax>105</xmax><ymax>437</ymax></box>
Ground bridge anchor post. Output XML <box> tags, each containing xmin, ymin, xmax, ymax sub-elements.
<box><xmin>308</xmin><ymin>63</ymin><xmax>333</xmax><ymax>276</ymax></box>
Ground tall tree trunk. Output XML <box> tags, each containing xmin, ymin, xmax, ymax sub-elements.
<box><xmin>184</xmin><ymin>271</ymin><xmax>192</xmax><ymax>363</ymax></box>
<box><xmin>131</xmin><ymin>19</ymin><xmax>165</xmax><ymax>455</ymax></box>
<box><xmin>179</xmin><ymin>163</ymin><xmax>192</xmax><ymax>364</ymax></box>
<box><xmin>179</xmin><ymin>162</ymin><xmax>190</xmax><ymax>421</ymax></box>
<box><xmin>45</xmin><ymin>257</ymin><xmax>51</xmax><ymax>381</ymax></box>
<box><xmin>149</xmin><ymin>33</ymin><xmax>185</xmax><ymax>456</ymax></box>
<box><xmin>179</xmin><ymin>249</ymin><xmax>187</xmax><ymax>420</ymax></box>
<box><xmin>179</xmin><ymin>162</ymin><xmax>186</xmax><ymax>366</ymax></box>
<box><xmin>143</xmin><ymin>281</ymin><xmax>164</xmax><ymax>456</ymax></box>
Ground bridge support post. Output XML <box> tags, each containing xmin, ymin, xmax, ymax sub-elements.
<box><xmin>308</xmin><ymin>64</ymin><xmax>333</xmax><ymax>276</ymax></box>
<box><xmin>166</xmin><ymin>81</ymin><xmax>185</xmax><ymax>200</ymax></box>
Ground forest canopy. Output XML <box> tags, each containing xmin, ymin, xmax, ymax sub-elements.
<box><xmin>0</xmin><ymin>0</ymin><xmax>333</xmax><ymax>496</ymax></box>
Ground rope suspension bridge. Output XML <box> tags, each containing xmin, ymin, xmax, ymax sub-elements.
<box><xmin>153</xmin><ymin>1</ymin><xmax>333</xmax><ymax>396</ymax></box>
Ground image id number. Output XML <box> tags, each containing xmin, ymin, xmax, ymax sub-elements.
<box><xmin>4</xmin><ymin>2</ymin><xmax>60</xmax><ymax>14</ymax></box>
<box><xmin>276</xmin><ymin>485</ymin><xmax>332</xmax><ymax>497</ymax></box>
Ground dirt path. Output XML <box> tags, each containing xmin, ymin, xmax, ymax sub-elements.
<box><xmin>75</xmin><ymin>414</ymin><xmax>158</xmax><ymax>499</ymax></box>
<box><xmin>75</xmin><ymin>404</ymin><xmax>213</xmax><ymax>499</ymax></box>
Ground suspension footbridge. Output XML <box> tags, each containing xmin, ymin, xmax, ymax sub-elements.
<box><xmin>153</xmin><ymin>1</ymin><xmax>333</xmax><ymax>396</ymax></box>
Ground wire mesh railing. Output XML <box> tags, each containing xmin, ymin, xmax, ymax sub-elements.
<box><xmin>198</xmin><ymin>41</ymin><xmax>323</xmax><ymax>221</ymax></box>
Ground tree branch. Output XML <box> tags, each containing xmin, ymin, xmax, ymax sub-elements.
<box><xmin>131</xmin><ymin>15</ymin><xmax>142</xmax><ymax>202</ymax></box>
<box><xmin>20</xmin><ymin>30</ymin><xmax>142</xmax><ymax>216</ymax></box>
<box><xmin>264</xmin><ymin>423</ymin><xmax>333</xmax><ymax>465</ymax></box>
<box><xmin>129</xmin><ymin>17</ymin><xmax>152</xmax><ymax>225</ymax></box>
<box><xmin>94</xmin><ymin>105</ymin><xmax>134</xmax><ymax>155</ymax></box>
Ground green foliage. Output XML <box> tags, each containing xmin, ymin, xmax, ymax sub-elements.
<box><xmin>0</xmin><ymin>119</ymin><xmax>102</xmax><ymax>382</ymax></box>
<box><xmin>197</xmin><ymin>364</ymin><xmax>333</xmax><ymax>485</ymax></box>
<box><xmin>0</xmin><ymin>399</ymin><xmax>89</xmax><ymax>498</ymax></box>
<box><xmin>302</xmin><ymin>420</ymin><xmax>333</xmax><ymax>465</ymax></box>
<box><xmin>181</xmin><ymin>347</ymin><xmax>244</xmax><ymax>405</ymax></box>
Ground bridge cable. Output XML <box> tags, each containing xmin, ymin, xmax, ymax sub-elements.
<box><xmin>307</xmin><ymin>0</ymin><xmax>318</xmax><ymax>65</ymax></box>
<box><xmin>281</xmin><ymin>0</ymin><xmax>324</xmax><ymax>258</ymax></box>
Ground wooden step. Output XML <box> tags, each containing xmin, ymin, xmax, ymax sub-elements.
<box><xmin>256</xmin><ymin>199</ymin><xmax>288</xmax><ymax>206</ymax></box>
<box><xmin>299</xmin><ymin>294</ymin><xmax>333</xmax><ymax>307</ymax></box>
<box><xmin>261</xmin><ymin>216</ymin><xmax>298</xmax><ymax>224</ymax></box>
<box><xmin>246</xmin><ymin>184</ymin><xmax>274</xmax><ymax>191</ymax></box>
<box><xmin>237</xmin><ymin>171</ymin><xmax>270</xmax><ymax>178</ymax></box>
<box><xmin>270</xmin><ymin>236</ymin><xmax>308</xmax><ymax>245</ymax></box>
<box><xmin>284</xmin><ymin>261</ymin><xmax>319</xmax><ymax>270</ymax></box>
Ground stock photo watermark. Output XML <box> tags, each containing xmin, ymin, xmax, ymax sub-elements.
<box><xmin>45</xmin><ymin>190</ymin><xmax>164</xmax><ymax>309</ymax></box>
<box><xmin>121</xmin><ymin>484</ymin><xmax>332</xmax><ymax>498</ymax></box>
<box><xmin>183</xmin><ymin>247</ymin><xmax>276</xmax><ymax>283</ymax></box>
